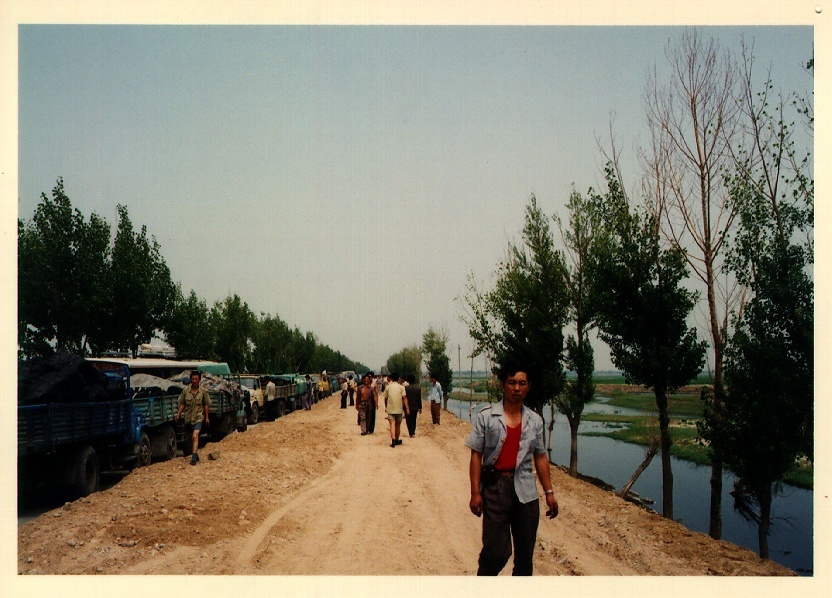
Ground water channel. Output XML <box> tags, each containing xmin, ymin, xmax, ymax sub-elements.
<box><xmin>447</xmin><ymin>396</ymin><xmax>813</xmax><ymax>576</ymax></box>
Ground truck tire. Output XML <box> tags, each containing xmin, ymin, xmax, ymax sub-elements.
<box><xmin>275</xmin><ymin>399</ymin><xmax>286</xmax><ymax>418</ymax></box>
<box><xmin>248</xmin><ymin>402</ymin><xmax>260</xmax><ymax>425</ymax></box>
<box><xmin>161</xmin><ymin>425</ymin><xmax>177</xmax><ymax>461</ymax></box>
<box><xmin>137</xmin><ymin>432</ymin><xmax>152</xmax><ymax>467</ymax></box>
<box><xmin>69</xmin><ymin>445</ymin><xmax>99</xmax><ymax>498</ymax></box>
<box><xmin>236</xmin><ymin>416</ymin><xmax>248</xmax><ymax>433</ymax></box>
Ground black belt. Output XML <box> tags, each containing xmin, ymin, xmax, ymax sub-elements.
<box><xmin>482</xmin><ymin>466</ymin><xmax>515</xmax><ymax>485</ymax></box>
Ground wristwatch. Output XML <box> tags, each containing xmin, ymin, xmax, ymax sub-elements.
<box><xmin>544</xmin><ymin>489</ymin><xmax>554</xmax><ymax>494</ymax></box>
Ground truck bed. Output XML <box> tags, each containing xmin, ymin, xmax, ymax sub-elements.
<box><xmin>18</xmin><ymin>399</ymin><xmax>135</xmax><ymax>456</ymax></box>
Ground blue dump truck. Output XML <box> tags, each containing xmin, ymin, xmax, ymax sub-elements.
<box><xmin>88</xmin><ymin>358</ymin><xmax>246</xmax><ymax>464</ymax></box>
<box><xmin>18</xmin><ymin>356</ymin><xmax>247</xmax><ymax>500</ymax></box>
<box><xmin>18</xmin><ymin>361</ymin><xmax>141</xmax><ymax>499</ymax></box>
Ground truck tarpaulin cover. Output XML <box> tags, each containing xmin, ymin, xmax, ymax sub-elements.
<box><xmin>18</xmin><ymin>352</ymin><xmax>126</xmax><ymax>406</ymax></box>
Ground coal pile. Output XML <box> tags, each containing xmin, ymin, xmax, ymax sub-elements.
<box><xmin>18</xmin><ymin>352</ymin><xmax>127</xmax><ymax>406</ymax></box>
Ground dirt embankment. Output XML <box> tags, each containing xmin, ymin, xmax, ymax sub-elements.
<box><xmin>16</xmin><ymin>393</ymin><xmax>793</xmax><ymax>576</ymax></box>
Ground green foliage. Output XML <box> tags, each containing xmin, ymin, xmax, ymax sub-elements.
<box><xmin>161</xmin><ymin>287</ymin><xmax>216</xmax><ymax>360</ymax></box>
<box><xmin>18</xmin><ymin>180</ymin><xmax>176</xmax><ymax>358</ymax></box>
<box><xmin>105</xmin><ymin>205</ymin><xmax>176</xmax><ymax>356</ymax></box>
<box><xmin>590</xmin><ymin>165</ymin><xmax>707</xmax><ymax>519</ymax></box>
<box><xmin>421</xmin><ymin>326</ymin><xmax>453</xmax><ymax>397</ymax></box>
<box><xmin>697</xmin><ymin>56</ymin><xmax>814</xmax><ymax>558</ymax></box>
<box><xmin>386</xmin><ymin>345</ymin><xmax>422</xmax><ymax>382</ymax></box>
<box><xmin>460</xmin><ymin>195</ymin><xmax>569</xmax><ymax>414</ymax></box>
<box><xmin>19</xmin><ymin>179</ymin><xmax>110</xmax><ymax>356</ymax></box>
<box><xmin>590</xmin><ymin>166</ymin><xmax>707</xmax><ymax>394</ymax></box>
<box><xmin>17</xmin><ymin>178</ymin><xmax>376</xmax><ymax>375</ymax></box>
<box><xmin>210</xmin><ymin>294</ymin><xmax>255</xmax><ymax>372</ymax></box>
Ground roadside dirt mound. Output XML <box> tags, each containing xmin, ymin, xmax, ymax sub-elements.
<box><xmin>17</xmin><ymin>393</ymin><xmax>792</xmax><ymax>576</ymax></box>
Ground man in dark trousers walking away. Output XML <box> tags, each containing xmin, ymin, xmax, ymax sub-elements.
<box><xmin>404</xmin><ymin>374</ymin><xmax>422</xmax><ymax>438</ymax></box>
<box><xmin>465</xmin><ymin>360</ymin><xmax>558</xmax><ymax>575</ymax></box>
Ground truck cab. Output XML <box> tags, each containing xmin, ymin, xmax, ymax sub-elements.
<box><xmin>239</xmin><ymin>375</ymin><xmax>265</xmax><ymax>424</ymax></box>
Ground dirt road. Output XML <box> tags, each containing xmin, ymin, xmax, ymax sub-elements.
<box><xmin>16</xmin><ymin>392</ymin><xmax>793</xmax><ymax>576</ymax></box>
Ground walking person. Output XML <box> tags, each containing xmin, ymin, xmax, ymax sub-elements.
<box><xmin>465</xmin><ymin>360</ymin><xmax>558</xmax><ymax>576</ymax></box>
<box><xmin>303</xmin><ymin>374</ymin><xmax>313</xmax><ymax>410</ymax></box>
<box><xmin>383</xmin><ymin>373</ymin><xmax>409</xmax><ymax>447</ymax></box>
<box><xmin>356</xmin><ymin>373</ymin><xmax>375</xmax><ymax>435</ymax></box>
<box><xmin>428</xmin><ymin>373</ymin><xmax>442</xmax><ymax>425</ymax></box>
<box><xmin>348</xmin><ymin>374</ymin><xmax>356</xmax><ymax>406</ymax></box>
<box><xmin>404</xmin><ymin>374</ymin><xmax>422</xmax><ymax>438</ymax></box>
<box><xmin>366</xmin><ymin>371</ymin><xmax>379</xmax><ymax>434</ymax></box>
<box><xmin>174</xmin><ymin>370</ymin><xmax>211</xmax><ymax>466</ymax></box>
<box><xmin>340</xmin><ymin>377</ymin><xmax>348</xmax><ymax>409</ymax></box>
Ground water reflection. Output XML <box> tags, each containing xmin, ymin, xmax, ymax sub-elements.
<box><xmin>447</xmin><ymin>397</ymin><xmax>813</xmax><ymax>575</ymax></box>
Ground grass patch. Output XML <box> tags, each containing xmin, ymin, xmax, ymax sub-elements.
<box><xmin>582</xmin><ymin>413</ymin><xmax>813</xmax><ymax>489</ymax></box>
<box><xmin>594</xmin><ymin>373</ymin><xmax>714</xmax><ymax>386</ymax></box>
<box><xmin>595</xmin><ymin>390</ymin><xmax>705</xmax><ymax>418</ymax></box>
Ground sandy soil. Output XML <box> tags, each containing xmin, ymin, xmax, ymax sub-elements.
<box><xmin>16</xmin><ymin>392</ymin><xmax>793</xmax><ymax>576</ymax></box>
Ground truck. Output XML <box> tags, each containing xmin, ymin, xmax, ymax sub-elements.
<box><xmin>239</xmin><ymin>374</ymin><xmax>265</xmax><ymax>424</ymax></box>
<box><xmin>18</xmin><ymin>362</ymin><xmax>141</xmax><ymax>499</ymax></box>
<box><xmin>90</xmin><ymin>359</ymin><xmax>246</xmax><ymax>465</ymax></box>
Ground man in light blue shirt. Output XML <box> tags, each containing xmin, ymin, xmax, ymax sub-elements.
<box><xmin>465</xmin><ymin>360</ymin><xmax>558</xmax><ymax>575</ymax></box>
<box><xmin>428</xmin><ymin>374</ymin><xmax>442</xmax><ymax>425</ymax></box>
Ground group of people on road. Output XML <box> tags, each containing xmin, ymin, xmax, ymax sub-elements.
<box><xmin>178</xmin><ymin>357</ymin><xmax>558</xmax><ymax>576</ymax></box>
<box><xmin>341</xmin><ymin>361</ymin><xmax>558</xmax><ymax>576</ymax></box>
<box><xmin>340</xmin><ymin>371</ymin><xmax>444</xmax><ymax>446</ymax></box>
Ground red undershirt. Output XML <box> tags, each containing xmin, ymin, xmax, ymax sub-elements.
<box><xmin>494</xmin><ymin>423</ymin><xmax>521</xmax><ymax>471</ymax></box>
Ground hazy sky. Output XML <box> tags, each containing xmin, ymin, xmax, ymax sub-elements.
<box><xmin>12</xmin><ymin>12</ymin><xmax>815</xmax><ymax>373</ymax></box>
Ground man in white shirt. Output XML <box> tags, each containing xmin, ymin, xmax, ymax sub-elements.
<box><xmin>428</xmin><ymin>373</ymin><xmax>443</xmax><ymax>425</ymax></box>
<box><xmin>383</xmin><ymin>372</ymin><xmax>409</xmax><ymax>447</ymax></box>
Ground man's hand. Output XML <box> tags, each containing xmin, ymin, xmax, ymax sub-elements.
<box><xmin>545</xmin><ymin>494</ymin><xmax>559</xmax><ymax>519</ymax></box>
<box><xmin>470</xmin><ymin>492</ymin><xmax>483</xmax><ymax>517</ymax></box>
<box><xmin>205</xmin><ymin>417</ymin><xmax>210</xmax><ymax>426</ymax></box>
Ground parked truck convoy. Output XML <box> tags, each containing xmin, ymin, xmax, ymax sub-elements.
<box><xmin>18</xmin><ymin>361</ymin><xmax>140</xmax><ymax>499</ymax></box>
<box><xmin>18</xmin><ymin>355</ymin><xmax>339</xmax><ymax>501</ymax></box>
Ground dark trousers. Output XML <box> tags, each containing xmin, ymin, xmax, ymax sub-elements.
<box><xmin>358</xmin><ymin>401</ymin><xmax>369</xmax><ymax>433</ymax></box>
<box><xmin>340</xmin><ymin>390</ymin><xmax>347</xmax><ymax>408</ymax></box>
<box><xmin>367</xmin><ymin>403</ymin><xmax>376</xmax><ymax>433</ymax></box>
<box><xmin>430</xmin><ymin>401</ymin><xmax>441</xmax><ymax>424</ymax></box>
<box><xmin>348</xmin><ymin>388</ymin><xmax>355</xmax><ymax>406</ymax></box>
<box><xmin>405</xmin><ymin>411</ymin><xmax>418</xmax><ymax>436</ymax></box>
<box><xmin>477</xmin><ymin>476</ymin><xmax>540</xmax><ymax>576</ymax></box>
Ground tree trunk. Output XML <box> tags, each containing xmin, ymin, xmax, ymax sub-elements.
<box><xmin>618</xmin><ymin>440</ymin><xmax>659</xmax><ymax>498</ymax></box>
<box><xmin>568</xmin><ymin>417</ymin><xmax>579</xmax><ymax>477</ymax></box>
<box><xmin>758</xmin><ymin>484</ymin><xmax>772</xmax><ymax>560</ymax></box>
<box><xmin>709</xmin><ymin>381</ymin><xmax>725</xmax><ymax>539</ymax></box>
<box><xmin>655</xmin><ymin>386</ymin><xmax>674</xmax><ymax>519</ymax></box>
<box><xmin>705</xmin><ymin>250</ymin><xmax>725</xmax><ymax>539</ymax></box>
<box><xmin>546</xmin><ymin>403</ymin><xmax>556</xmax><ymax>463</ymax></box>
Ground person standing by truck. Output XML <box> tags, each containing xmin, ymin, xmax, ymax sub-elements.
<box><xmin>303</xmin><ymin>374</ymin><xmax>314</xmax><ymax>410</ymax></box>
<box><xmin>175</xmin><ymin>371</ymin><xmax>211</xmax><ymax>466</ymax></box>
<box><xmin>264</xmin><ymin>376</ymin><xmax>276</xmax><ymax>411</ymax></box>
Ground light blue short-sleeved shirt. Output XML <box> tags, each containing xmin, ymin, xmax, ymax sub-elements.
<box><xmin>465</xmin><ymin>400</ymin><xmax>546</xmax><ymax>504</ymax></box>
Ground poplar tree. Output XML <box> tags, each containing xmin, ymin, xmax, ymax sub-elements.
<box><xmin>591</xmin><ymin>165</ymin><xmax>707</xmax><ymax>520</ymax></box>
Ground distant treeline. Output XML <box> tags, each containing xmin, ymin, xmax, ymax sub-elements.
<box><xmin>18</xmin><ymin>178</ymin><xmax>367</xmax><ymax>375</ymax></box>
